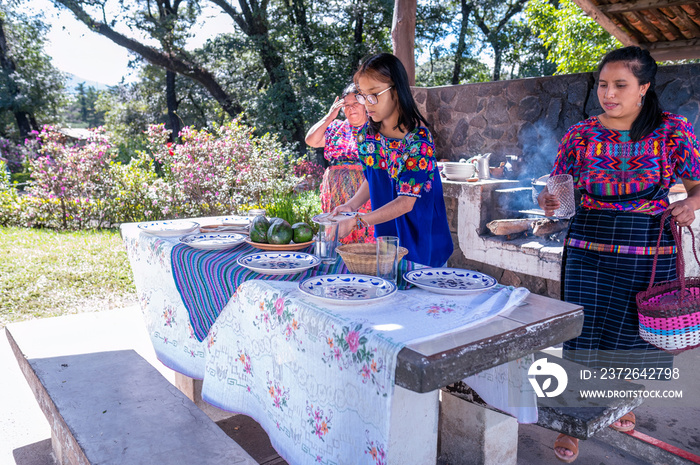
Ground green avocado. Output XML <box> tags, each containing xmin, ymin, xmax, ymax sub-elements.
<box><xmin>250</xmin><ymin>215</ymin><xmax>271</xmax><ymax>243</ymax></box>
<box><xmin>292</xmin><ymin>222</ymin><xmax>313</xmax><ymax>243</ymax></box>
<box><xmin>267</xmin><ymin>220</ymin><xmax>293</xmax><ymax>244</ymax></box>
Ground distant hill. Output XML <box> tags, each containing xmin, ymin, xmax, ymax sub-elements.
<box><xmin>65</xmin><ymin>73</ymin><xmax>111</xmax><ymax>93</ymax></box>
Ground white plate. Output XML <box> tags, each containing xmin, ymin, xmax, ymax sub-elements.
<box><xmin>311</xmin><ymin>212</ymin><xmax>355</xmax><ymax>223</ymax></box>
<box><xmin>444</xmin><ymin>173</ymin><xmax>473</xmax><ymax>181</ymax></box>
<box><xmin>237</xmin><ymin>252</ymin><xmax>321</xmax><ymax>275</ymax></box>
<box><xmin>298</xmin><ymin>274</ymin><xmax>397</xmax><ymax>305</ymax></box>
<box><xmin>403</xmin><ymin>268</ymin><xmax>497</xmax><ymax>294</ymax></box>
<box><xmin>179</xmin><ymin>232</ymin><xmax>246</xmax><ymax>250</ymax></box>
<box><xmin>137</xmin><ymin>220</ymin><xmax>200</xmax><ymax>237</ymax></box>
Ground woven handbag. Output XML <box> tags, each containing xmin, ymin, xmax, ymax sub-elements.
<box><xmin>636</xmin><ymin>210</ymin><xmax>700</xmax><ymax>354</ymax></box>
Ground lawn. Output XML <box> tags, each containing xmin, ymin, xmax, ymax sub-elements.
<box><xmin>0</xmin><ymin>227</ymin><xmax>137</xmax><ymax>327</ymax></box>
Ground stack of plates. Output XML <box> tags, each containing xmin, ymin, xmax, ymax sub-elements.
<box><xmin>442</xmin><ymin>162</ymin><xmax>476</xmax><ymax>181</ymax></box>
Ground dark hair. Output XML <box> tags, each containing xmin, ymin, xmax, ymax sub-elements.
<box><xmin>341</xmin><ymin>82</ymin><xmax>358</xmax><ymax>98</ymax></box>
<box><xmin>353</xmin><ymin>53</ymin><xmax>429</xmax><ymax>134</ymax></box>
<box><xmin>598</xmin><ymin>46</ymin><xmax>663</xmax><ymax>141</ymax></box>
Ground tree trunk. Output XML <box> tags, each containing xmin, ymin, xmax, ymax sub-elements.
<box><xmin>391</xmin><ymin>0</ymin><xmax>416</xmax><ymax>86</ymax></box>
<box><xmin>208</xmin><ymin>0</ymin><xmax>306</xmax><ymax>146</ymax></box>
<box><xmin>166</xmin><ymin>70</ymin><xmax>180</xmax><ymax>141</ymax></box>
<box><xmin>451</xmin><ymin>0</ymin><xmax>473</xmax><ymax>85</ymax></box>
<box><xmin>0</xmin><ymin>17</ymin><xmax>36</xmax><ymax>138</ymax></box>
<box><xmin>52</xmin><ymin>0</ymin><xmax>243</xmax><ymax>118</ymax></box>
<box><xmin>351</xmin><ymin>0</ymin><xmax>365</xmax><ymax>72</ymax></box>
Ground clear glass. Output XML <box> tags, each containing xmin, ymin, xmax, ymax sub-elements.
<box><xmin>315</xmin><ymin>221</ymin><xmax>339</xmax><ymax>264</ymax></box>
<box><xmin>547</xmin><ymin>174</ymin><xmax>576</xmax><ymax>218</ymax></box>
<box><xmin>376</xmin><ymin>236</ymin><xmax>400</xmax><ymax>283</ymax></box>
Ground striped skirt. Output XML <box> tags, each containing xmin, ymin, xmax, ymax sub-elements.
<box><xmin>320</xmin><ymin>164</ymin><xmax>375</xmax><ymax>244</ymax></box>
<box><xmin>562</xmin><ymin>208</ymin><xmax>676</xmax><ymax>372</ymax></box>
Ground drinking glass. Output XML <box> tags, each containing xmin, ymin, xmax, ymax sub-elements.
<box><xmin>315</xmin><ymin>221</ymin><xmax>339</xmax><ymax>264</ymax></box>
<box><xmin>546</xmin><ymin>174</ymin><xmax>576</xmax><ymax>218</ymax></box>
<box><xmin>376</xmin><ymin>236</ymin><xmax>400</xmax><ymax>283</ymax></box>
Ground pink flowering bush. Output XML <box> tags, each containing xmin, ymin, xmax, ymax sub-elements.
<box><xmin>0</xmin><ymin>119</ymin><xmax>310</xmax><ymax>229</ymax></box>
<box><xmin>293</xmin><ymin>157</ymin><xmax>325</xmax><ymax>191</ymax></box>
<box><xmin>27</xmin><ymin>126</ymin><xmax>116</xmax><ymax>229</ymax></box>
<box><xmin>147</xmin><ymin>120</ymin><xmax>302</xmax><ymax>217</ymax></box>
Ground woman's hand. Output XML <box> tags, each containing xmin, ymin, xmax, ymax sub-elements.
<box><xmin>669</xmin><ymin>179</ymin><xmax>700</xmax><ymax>227</ymax></box>
<box><xmin>326</xmin><ymin>96</ymin><xmax>344</xmax><ymax>121</ymax></box>
<box><xmin>538</xmin><ymin>188</ymin><xmax>560</xmax><ymax>217</ymax></box>
<box><xmin>668</xmin><ymin>199</ymin><xmax>696</xmax><ymax>227</ymax></box>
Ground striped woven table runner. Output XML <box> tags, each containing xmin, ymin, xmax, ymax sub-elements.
<box><xmin>171</xmin><ymin>243</ymin><xmax>347</xmax><ymax>341</ymax></box>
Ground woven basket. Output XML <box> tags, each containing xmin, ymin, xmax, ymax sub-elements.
<box><xmin>636</xmin><ymin>210</ymin><xmax>700</xmax><ymax>354</ymax></box>
<box><xmin>336</xmin><ymin>243</ymin><xmax>408</xmax><ymax>275</ymax></box>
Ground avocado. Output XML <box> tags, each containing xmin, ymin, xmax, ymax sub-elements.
<box><xmin>292</xmin><ymin>222</ymin><xmax>313</xmax><ymax>243</ymax></box>
<box><xmin>267</xmin><ymin>220</ymin><xmax>293</xmax><ymax>244</ymax></box>
<box><xmin>250</xmin><ymin>215</ymin><xmax>271</xmax><ymax>243</ymax></box>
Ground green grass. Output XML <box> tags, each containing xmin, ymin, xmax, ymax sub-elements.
<box><xmin>0</xmin><ymin>227</ymin><xmax>137</xmax><ymax>327</ymax></box>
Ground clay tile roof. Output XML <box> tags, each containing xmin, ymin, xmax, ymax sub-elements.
<box><xmin>571</xmin><ymin>0</ymin><xmax>700</xmax><ymax>61</ymax></box>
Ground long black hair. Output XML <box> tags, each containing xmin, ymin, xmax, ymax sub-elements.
<box><xmin>354</xmin><ymin>53</ymin><xmax>429</xmax><ymax>134</ymax></box>
<box><xmin>598</xmin><ymin>46</ymin><xmax>664</xmax><ymax>141</ymax></box>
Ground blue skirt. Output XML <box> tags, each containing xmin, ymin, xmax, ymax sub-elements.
<box><xmin>562</xmin><ymin>208</ymin><xmax>676</xmax><ymax>371</ymax></box>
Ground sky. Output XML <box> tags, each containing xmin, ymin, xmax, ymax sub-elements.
<box><xmin>29</xmin><ymin>0</ymin><xmax>233</xmax><ymax>87</ymax></box>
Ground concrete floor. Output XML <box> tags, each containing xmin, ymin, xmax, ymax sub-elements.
<box><xmin>2</xmin><ymin>307</ymin><xmax>699</xmax><ymax>465</ymax></box>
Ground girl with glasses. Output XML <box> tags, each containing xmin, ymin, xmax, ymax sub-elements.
<box><xmin>305</xmin><ymin>83</ymin><xmax>374</xmax><ymax>243</ymax></box>
<box><xmin>332</xmin><ymin>53</ymin><xmax>453</xmax><ymax>275</ymax></box>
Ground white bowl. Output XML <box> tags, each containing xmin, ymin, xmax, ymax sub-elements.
<box><xmin>442</xmin><ymin>162</ymin><xmax>476</xmax><ymax>177</ymax></box>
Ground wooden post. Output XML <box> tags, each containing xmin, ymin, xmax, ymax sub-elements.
<box><xmin>391</xmin><ymin>0</ymin><xmax>416</xmax><ymax>86</ymax></box>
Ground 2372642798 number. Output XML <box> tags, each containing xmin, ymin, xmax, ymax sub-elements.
<box><xmin>596</xmin><ymin>367</ymin><xmax>680</xmax><ymax>380</ymax></box>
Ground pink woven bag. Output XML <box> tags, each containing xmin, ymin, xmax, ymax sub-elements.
<box><xmin>636</xmin><ymin>210</ymin><xmax>700</xmax><ymax>354</ymax></box>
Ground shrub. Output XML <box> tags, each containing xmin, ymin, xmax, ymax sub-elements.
<box><xmin>26</xmin><ymin>126</ymin><xmax>116</xmax><ymax>229</ymax></box>
<box><xmin>147</xmin><ymin>120</ymin><xmax>302</xmax><ymax>217</ymax></box>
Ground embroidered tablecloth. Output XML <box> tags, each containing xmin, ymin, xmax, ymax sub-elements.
<box><xmin>201</xmin><ymin>280</ymin><xmax>529</xmax><ymax>465</ymax></box>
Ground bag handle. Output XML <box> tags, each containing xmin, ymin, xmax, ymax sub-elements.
<box><xmin>646</xmin><ymin>209</ymin><xmax>700</xmax><ymax>294</ymax></box>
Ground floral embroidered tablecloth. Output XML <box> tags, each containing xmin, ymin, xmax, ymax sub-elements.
<box><xmin>201</xmin><ymin>280</ymin><xmax>529</xmax><ymax>465</ymax></box>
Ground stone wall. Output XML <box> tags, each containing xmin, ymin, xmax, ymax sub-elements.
<box><xmin>413</xmin><ymin>64</ymin><xmax>700</xmax><ymax>179</ymax></box>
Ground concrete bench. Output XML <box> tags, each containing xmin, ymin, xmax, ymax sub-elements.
<box><xmin>438</xmin><ymin>351</ymin><xmax>644</xmax><ymax>464</ymax></box>
<box><xmin>7</xmin><ymin>328</ymin><xmax>257</xmax><ymax>465</ymax></box>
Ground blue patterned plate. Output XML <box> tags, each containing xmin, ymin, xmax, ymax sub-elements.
<box><xmin>179</xmin><ymin>232</ymin><xmax>246</xmax><ymax>251</ymax></box>
<box><xmin>137</xmin><ymin>220</ymin><xmax>199</xmax><ymax>237</ymax></box>
<box><xmin>403</xmin><ymin>268</ymin><xmax>497</xmax><ymax>295</ymax></box>
<box><xmin>298</xmin><ymin>274</ymin><xmax>397</xmax><ymax>305</ymax></box>
<box><xmin>238</xmin><ymin>252</ymin><xmax>321</xmax><ymax>275</ymax></box>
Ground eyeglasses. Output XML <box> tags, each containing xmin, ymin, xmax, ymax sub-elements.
<box><xmin>356</xmin><ymin>86</ymin><xmax>393</xmax><ymax>105</ymax></box>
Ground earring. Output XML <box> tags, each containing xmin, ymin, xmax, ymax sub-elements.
<box><xmin>638</xmin><ymin>93</ymin><xmax>645</xmax><ymax>107</ymax></box>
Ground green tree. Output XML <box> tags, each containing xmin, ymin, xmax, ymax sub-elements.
<box><xmin>525</xmin><ymin>0</ymin><xmax>620</xmax><ymax>74</ymax></box>
<box><xmin>0</xmin><ymin>6</ymin><xmax>65</xmax><ymax>139</ymax></box>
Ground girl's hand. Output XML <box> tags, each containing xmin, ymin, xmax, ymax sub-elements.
<box><xmin>538</xmin><ymin>190</ymin><xmax>560</xmax><ymax>217</ymax></box>
<box><xmin>337</xmin><ymin>217</ymin><xmax>355</xmax><ymax>239</ymax></box>
<box><xmin>668</xmin><ymin>199</ymin><xmax>697</xmax><ymax>227</ymax></box>
<box><xmin>331</xmin><ymin>204</ymin><xmax>355</xmax><ymax>216</ymax></box>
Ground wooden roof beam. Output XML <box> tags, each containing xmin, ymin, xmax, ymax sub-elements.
<box><xmin>571</xmin><ymin>0</ymin><xmax>639</xmax><ymax>46</ymax></box>
<box><xmin>644</xmin><ymin>38</ymin><xmax>700</xmax><ymax>59</ymax></box>
<box><xmin>597</xmin><ymin>0</ymin><xmax>696</xmax><ymax>14</ymax></box>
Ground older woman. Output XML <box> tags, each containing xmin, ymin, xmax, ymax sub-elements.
<box><xmin>305</xmin><ymin>83</ymin><xmax>374</xmax><ymax>243</ymax></box>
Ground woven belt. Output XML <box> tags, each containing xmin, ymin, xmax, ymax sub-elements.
<box><xmin>566</xmin><ymin>238</ymin><xmax>677</xmax><ymax>255</ymax></box>
<box><xmin>329</xmin><ymin>164</ymin><xmax>363</xmax><ymax>170</ymax></box>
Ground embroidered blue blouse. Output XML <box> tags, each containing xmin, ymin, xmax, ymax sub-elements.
<box><xmin>356</xmin><ymin>123</ymin><xmax>453</xmax><ymax>267</ymax></box>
